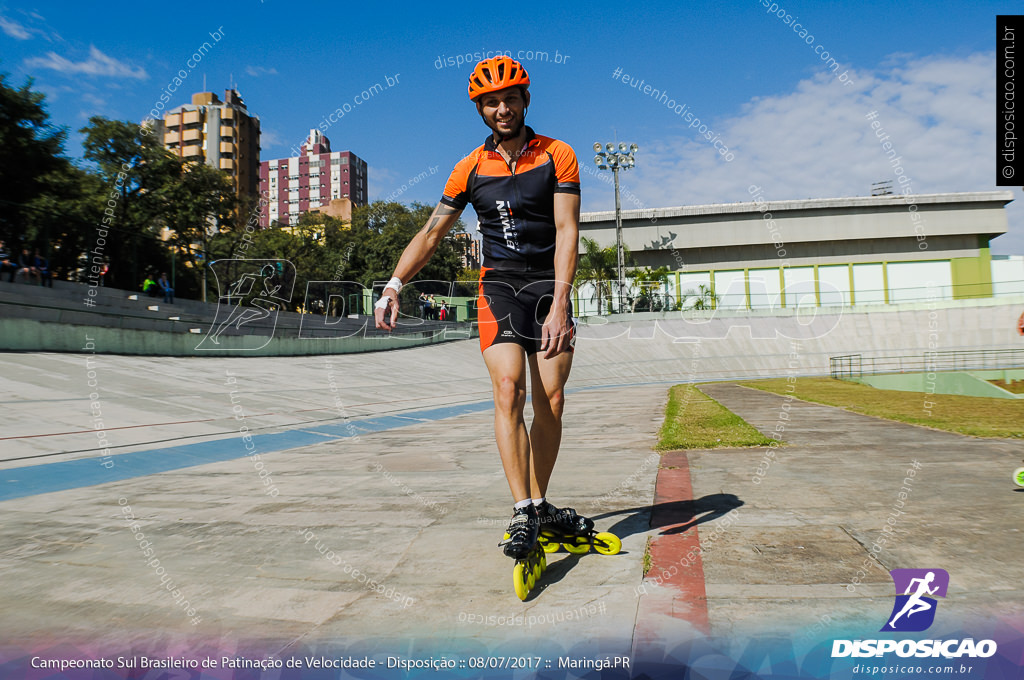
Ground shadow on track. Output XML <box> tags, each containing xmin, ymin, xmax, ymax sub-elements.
<box><xmin>530</xmin><ymin>494</ymin><xmax>743</xmax><ymax>600</ymax></box>
<box><xmin>592</xmin><ymin>492</ymin><xmax>745</xmax><ymax>540</ymax></box>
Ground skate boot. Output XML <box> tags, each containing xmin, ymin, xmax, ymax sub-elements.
<box><xmin>536</xmin><ymin>500</ymin><xmax>622</xmax><ymax>556</ymax></box>
<box><xmin>499</xmin><ymin>504</ymin><xmax>545</xmax><ymax>600</ymax></box>
<box><xmin>500</xmin><ymin>504</ymin><xmax>539</xmax><ymax>559</ymax></box>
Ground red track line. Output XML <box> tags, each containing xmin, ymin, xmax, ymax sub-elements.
<box><xmin>633</xmin><ymin>450</ymin><xmax>711</xmax><ymax>649</ymax></box>
<box><xmin>0</xmin><ymin>413</ymin><xmax>275</xmax><ymax>440</ymax></box>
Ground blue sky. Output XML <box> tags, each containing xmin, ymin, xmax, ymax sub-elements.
<box><xmin>2</xmin><ymin>0</ymin><xmax>1021</xmax><ymax>253</ymax></box>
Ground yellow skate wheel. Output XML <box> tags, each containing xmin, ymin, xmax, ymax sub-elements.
<box><xmin>527</xmin><ymin>568</ymin><xmax>536</xmax><ymax>590</ymax></box>
<box><xmin>541</xmin><ymin>537</ymin><xmax>560</xmax><ymax>553</ymax></box>
<box><xmin>563</xmin><ymin>536</ymin><xmax>591</xmax><ymax>554</ymax></box>
<box><xmin>540</xmin><ymin>552</ymin><xmax>547</xmax><ymax>572</ymax></box>
<box><xmin>513</xmin><ymin>562</ymin><xmax>529</xmax><ymax>600</ymax></box>
<box><xmin>1014</xmin><ymin>466</ymin><xmax>1024</xmax><ymax>487</ymax></box>
<box><xmin>593</xmin><ymin>532</ymin><xmax>622</xmax><ymax>555</ymax></box>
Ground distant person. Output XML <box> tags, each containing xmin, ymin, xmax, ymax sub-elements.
<box><xmin>1018</xmin><ymin>310</ymin><xmax>1024</xmax><ymax>337</ymax></box>
<box><xmin>99</xmin><ymin>261</ymin><xmax>109</xmax><ymax>287</ymax></box>
<box><xmin>142</xmin><ymin>274</ymin><xmax>158</xmax><ymax>297</ymax></box>
<box><xmin>0</xmin><ymin>241</ymin><xmax>15</xmax><ymax>282</ymax></box>
<box><xmin>17</xmin><ymin>248</ymin><xmax>39</xmax><ymax>284</ymax></box>
<box><xmin>418</xmin><ymin>292</ymin><xmax>429</xmax><ymax>319</ymax></box>
<box><xmin>427</xmin><ymin>293</ymin><xmax>437</xmax><ymax>320</ymax></box>
<box><xmin>439</xmin><ymin>299</ymin><xmax>449</xmax><ymax>321</ymax></box>
<box><xmin>33</xmin><ymin>250</ymin><xmax>52</xmax><ymax>287</ymax></box>
<box><xmin>158</xmin><ymin>272</ymin><xmax>174</xmax><ymax>304</ymax></box>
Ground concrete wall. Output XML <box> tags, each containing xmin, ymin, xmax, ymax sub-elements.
<box><xmin>0</xmin><ymin>279</ymin><xmax>475</xmax><ymax>356</ymax></box>
<box><xmin>1</xmin><ymin>317</ymin><xmax>471</xmax><ymax>356</ymax></box>
<box><xmin>564</xmin><ymin>295</ymin><xmax>1024</xmax><ymax>387</ymax></box>
<box><xmin>579</xmin><ymin>192</ymin><xmax>1011</xmax><ymax>262</ymax></box>
<box><xmin>3</xmin><ymin>282</ymin><xmax>1022</xmax><ymax>366</ymax></box>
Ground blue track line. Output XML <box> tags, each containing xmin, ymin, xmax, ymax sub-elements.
<box><xmin>0</xmin><ymin>378</ymin><xmax>699</xmax><ymax>503</ymax></box>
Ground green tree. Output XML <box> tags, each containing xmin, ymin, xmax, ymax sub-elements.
<box><xmin>0</xmin><ymin>73</ymin><xmax>70</xmax><ymax>244</ymax></box>
<box><xmin>156</xmin><ymin>160</ymin><xmax>236</xmax><ymax>298</ymax></box>
<box><xmin>575</xmin><ymin>236</ymin><xmax>631</xmax><ymax>315</ymax></box>
<box><xmin>353</xmin><ymin>201</ymin><xmax>466</xmax><ymax>287</ymax></box>
<box><xmin>684</xmin><ymin>283</ymin><xmax>718</xmax><ymax>310</ymax></box>
<box><xmin>81</xmin><ymin>116</ymin><xmax>237</xmax><ymax>295</ymax></box>
<box><xmin>627</xmin><ymin>265</ymin><xmax>672</xmax><ymax>312</ymax></box>
<box><xmin>80</xmin><ymin>117</ymin><xmax>179</xmax><ymax>289</ymax></box>
<box><xmin>21</xmin><ymin>165</ymin><xmax>105</xmax><ymax>280</ymax></box>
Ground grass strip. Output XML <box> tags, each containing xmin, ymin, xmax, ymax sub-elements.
<box><xmin>657</xmin><ymin>383</ymin><xmax>775</xmax><ymax>450</ymax></box>
<box><xmin>739</xmin><ymin>377</ymin><xmax>1024</xmax><ymax>439</ymax></box>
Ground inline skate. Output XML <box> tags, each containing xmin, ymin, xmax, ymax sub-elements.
<box><xmin>1014</xmin><ymin>460</ymin><xmax>1024</xmax><ymax>487</ymax></box>
<box><xmin>535</xmin><ymin>501</ymin><xmax>621</xmax><ymax>555</ymax></box>
<box><xmin>499</xmin><ymin>504</ymin><xmax>547</xmax><ymax>600</ymax></box>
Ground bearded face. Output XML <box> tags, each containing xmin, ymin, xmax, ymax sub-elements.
<box><xmin>477</xmin><ymin>86</ymin><xmax>529</xmax><ymax>140</ymax></box>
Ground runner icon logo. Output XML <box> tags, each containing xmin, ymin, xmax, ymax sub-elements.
<box><xmin>881</xmin><ymin>568</ymin><xmax>949</xmax><ymax>632</ymax></box>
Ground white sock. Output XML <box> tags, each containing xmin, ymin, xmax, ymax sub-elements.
<box><xmin>531</xmin><ymin>497</ymin><xmax>546</xmax><ymax>507</ymax></box>
<box><xmin>513</xmin><ymin>499</ymin><xmax>532</xmax><ymax>511</ymax></box>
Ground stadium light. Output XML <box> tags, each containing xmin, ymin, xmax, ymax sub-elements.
<box><xmin>592</xmin><ymin>139</ymin><xmax>639</xmax><ymax>314</ymax></box>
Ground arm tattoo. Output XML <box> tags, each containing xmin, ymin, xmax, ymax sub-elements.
<box><xmin>425</xmin><ymin>204</ymin><xmax>459</xmax><ymax>233</ymax></box>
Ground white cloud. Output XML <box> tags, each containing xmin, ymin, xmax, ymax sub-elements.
<box><xmin>24</xmin><ymin>45</ymin><xmax>147</xmax><ymax>79</ymax></box>
<box><xmin>0</xmin><ymin>15</ymin><xmax>31</xmax><ymax>39</ymax></box>
<box><xmin>602</xmin><ymin>52</ymin><xmax>1022</xmax><ymax>254</ymax></box>
<box><xmin>0</xmin><ymin>10</ymin><xmax>61</xmax><ymax>42</ymax></box>
<box><xmin>245</xmin><ymin>65</ymin><xmax>278</xmax><ymax>77</ymax></box>
<box><xmin>259</xmin><ymin>128</ymin><xmax>284</xmax><ymax>148</ymax></box>
<box><xmin>369</xmin><ymin>168</ymin><xmax>400</xmax><ymax>200</ymax></box>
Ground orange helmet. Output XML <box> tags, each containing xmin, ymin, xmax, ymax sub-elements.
<box><xmin>468</xmin><ymin>56</ymin><xmax>530</xmax><ymax>101</ymax></box>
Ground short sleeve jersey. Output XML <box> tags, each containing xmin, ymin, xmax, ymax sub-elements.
<box><xmin>440</xmin><ymin>126</ymin><xmax>580</xmax><ymax>272</ymax></box>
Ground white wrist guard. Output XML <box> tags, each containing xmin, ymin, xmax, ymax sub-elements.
<box><xmin>383</xmin><ymin>277</ymin><xmax>403</xmax><ymax>295</ymax></box>
<box><xmin>374</xmin><ymin>295</ymin><xmax>393</xmax><ymax>310</ymax></box>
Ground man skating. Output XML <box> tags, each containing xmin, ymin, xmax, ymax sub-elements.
<box><xmin>373</xmin><ymin>56</ymin><xmax>593</xmax><ymax>569</ymax></box>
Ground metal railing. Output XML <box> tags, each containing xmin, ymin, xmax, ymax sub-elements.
<box><xmin>830</xmin><ymin>348</ymin><xmax>1024</xmax><ymax>379</ymax></box>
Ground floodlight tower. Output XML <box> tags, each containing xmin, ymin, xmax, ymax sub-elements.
<box><xmin>593</xmin><ymin>141</ymin><xmax>638</xmax><ymax>312</ymax></box>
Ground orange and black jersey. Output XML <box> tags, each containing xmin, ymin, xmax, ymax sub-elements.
<box><xmin>441</xmin><ymin>126</ymin><xmax>580</xmax><ymax>273</ymax></box>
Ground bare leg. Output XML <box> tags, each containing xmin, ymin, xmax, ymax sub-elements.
<box><xmin>527</xmin><ymin>349</ymin><xmax>574</xmax><ymax>499</ymax></box>
<box><xmin>482</xmin><ymin>343</ymin><xmax>532</xmax><ymax>502</ymax></box>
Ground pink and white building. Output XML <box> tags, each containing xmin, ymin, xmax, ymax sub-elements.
<box><xmin>259</xmin><ymin>129</ymin><xmax>368</xmax><ymax>227</ymax></box>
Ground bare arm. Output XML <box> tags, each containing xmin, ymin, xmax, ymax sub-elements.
<box><xmin>375</xmin><ymin>201</ymin><xmax>463</xmax><ymax>330</ymax></box>
<box><xmin>391</xmin><ymin>202</ymin><xmax>462</xmax><ymax>283</ymax></box>
<box><xmin>539</xmin><ymin>192</ymin><xmax>580</xmax><ymax>357</ymax></box>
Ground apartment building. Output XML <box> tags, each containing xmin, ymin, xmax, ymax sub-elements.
<box><xmin>154</xmin><ymin>89</ymin><xmax>261</xmax><ymax>202</ymax></box>
<box><xmin>259</xmin><ymin>129</ymin><xmax>368</xmax><ymax>227</ymax></box>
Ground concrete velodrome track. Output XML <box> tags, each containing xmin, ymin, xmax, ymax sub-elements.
<box><xmin>0</xmin><ymin>300</ymin><xmax>1022</xmax><ymax>674</ymax></box>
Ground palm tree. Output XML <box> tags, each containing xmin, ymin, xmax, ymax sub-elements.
<box><xmin>628</xmin><ymin>265</ymin><xmax>671</xmax><ymax>312</ymax></box>
<box><xmin>683</xmin><ymin>283</ymin><xmax>718</xmax><ymax>310</ymax></box>
<box><xmin>575</xmin><ymin>236</ymin><xmax>626</xmax><ymax>315</ymax></box>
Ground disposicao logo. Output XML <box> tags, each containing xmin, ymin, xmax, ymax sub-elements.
<box><xmin>831</xmin><ymin>568</ymin><xmax>997</xmax><ymax>659</ymax></box>
<box><xmin>882</xmin><ymin>568</ymin><xmax>948</xmax><ymax>632</ymax></box>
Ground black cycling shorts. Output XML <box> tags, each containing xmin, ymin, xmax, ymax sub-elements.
<box><xmin>477</xmin><ymin>267</ymin><xmax>576</xmax><ymax>355</ymax></box>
